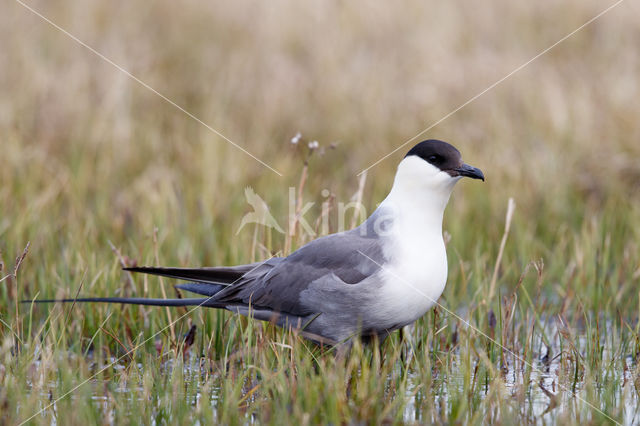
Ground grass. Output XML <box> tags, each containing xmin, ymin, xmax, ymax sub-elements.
<box><xmin>2</xmin><ymin>0</ymin><xmax>640</xmax><ymax>424</ymax></box>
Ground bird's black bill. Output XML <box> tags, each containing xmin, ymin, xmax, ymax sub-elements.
<box><xmin>455</xmin><ymin>163</ymin><xmax>484</xmax><ymax>181</ymax></box>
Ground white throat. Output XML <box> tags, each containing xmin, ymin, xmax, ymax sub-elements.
<box><xmin>380</xmin><ymin>156</ymin><xmax>460</xmax><ymax>240</ymax></box>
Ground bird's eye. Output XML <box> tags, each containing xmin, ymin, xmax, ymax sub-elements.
<box><xmin>427</xmin><ymin>155</ymin><xmax>440</xmax><ymax>163</ymax></box>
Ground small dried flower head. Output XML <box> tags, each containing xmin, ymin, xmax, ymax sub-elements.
<box><xmin>291</xmin><ymin>132</ymin><xmax>302</xmax><ymax>145</ymax></box>
<box><xmin>308</xmin><ymin>140</ymin><xmax>319</xmax><ymax>150</ymax></box>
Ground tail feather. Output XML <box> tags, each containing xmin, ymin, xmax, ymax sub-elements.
<box><xmin>22</xmin><ymin>297</ymin><xmax>225</xmax><ymax>308</ymax></box>
<box><xmin>175</xmin><ymin>282</ymin><xmax>226</xmax><ymax>297</ymax></box>
<box><xmin>122</xmin><ymin>265</ymin><xmax>257</xmax><ymax>284</ymax></box>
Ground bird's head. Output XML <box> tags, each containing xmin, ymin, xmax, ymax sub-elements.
<box><xmin>369</xmin><ymin>139</ymin><xmax>484</xmax><ymax>235</ymax></box>
<box><xmin>394</xmin><ymin>139</ymin><xmax>484</xmax><ymax>193</ymax></box>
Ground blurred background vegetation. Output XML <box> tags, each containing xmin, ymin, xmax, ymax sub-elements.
<box><xmin>1</xmin><ymin>0</ymin><xmax>639</xmax><ymax>424</ymax></box>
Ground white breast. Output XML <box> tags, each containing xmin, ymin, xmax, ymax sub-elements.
<box><xmin>374</xmin><ymin>223</ymin><xmax>448</xmax><ymax>329</ymax></box>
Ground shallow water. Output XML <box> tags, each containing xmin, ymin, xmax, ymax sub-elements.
<box><xmin>400</xmin><ymin>328</ymin><xmax>640</xmax><ymax>425</ymax></box>
<box><xmin>22</xmin><ymin>325</ymin><xmax>639</xmax><ymax>425</ymax></box>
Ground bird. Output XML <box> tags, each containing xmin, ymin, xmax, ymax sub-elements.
<box><xmin>30</xmin><ymin>139</ymin><xmax>484</xmax><ymax>346</ymax></box>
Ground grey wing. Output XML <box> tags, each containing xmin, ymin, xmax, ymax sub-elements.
<box><xmin>124</xmin><ymin>263</ymin><xmax>265</xmax><ymax>284</ymax></box>
<box><xmin>211</xmin><ymin>228</ymin><xmax>386</xmax><ymax>317</ymax></box>
<box><xmin>125</xmin><ymin>261</ymin><xmax>284</xmax><ymax>298</ymax></box>
<box><xmin>175</xmin><ymin>258</ymin><xmax>283</xmax><ymax>297</ymax></box>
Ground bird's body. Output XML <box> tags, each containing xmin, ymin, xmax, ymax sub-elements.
<box><xmin>31</xmin><ymin>140</ymin><xmax>483</xmax><ymax>345</ymax></box>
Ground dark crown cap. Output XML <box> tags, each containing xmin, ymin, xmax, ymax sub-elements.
<box><xmin>405</xmin><ymin>139</ymin><xmax>462</xmax><ymax>171</ymax></box>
